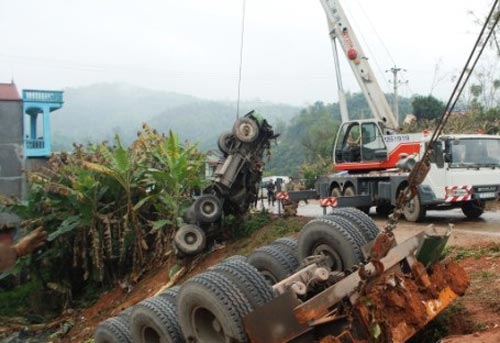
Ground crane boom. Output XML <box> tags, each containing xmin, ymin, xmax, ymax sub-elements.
<box><xmin>320</xmin><ymin>0</ymin><xmax>399</xmax><ymax>129</ymax></box>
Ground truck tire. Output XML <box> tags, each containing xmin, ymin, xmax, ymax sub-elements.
<box><xmin>224</xmin><ymin>254</ymin><xmax>247</xmax><ymax>263</ymax></box>
<box><xmin>217</xmin><ymin>131</ymin><xmax>236</xmax><ymax>156</ymax></box>
<box><xmin>194</xmin><ymin>194</ymin><xmax>222</xmax><ymax>223</ymax></box>
<box><xmin>324</xmin><ymin>214</ymin><xmax>368</xmax><ymax>248</ymax></box>
<box><xmin>247</xmin><ymin>245</ymin><xmax>298</xmax><ymax>285</ymax></box>
<box><xmin>158</xmin><ymin>286</ymin><xmax>181</xmax><ymax>305</ymax></box>
<box><xmin>210</xmin><ymin>263</ymin><xmax>269</xmax><ymax>307</ymax></box>
<box><xmin>331</xmin><ymin>208</ymin><xmax>380</xmax><ymax>242</ymax></box>
<box><xmin>343</xmin><ymin>186</ymin><xmax>370</xmax><ymax>214</ymax></box>
<box><xmin>174</xmin><ymin>225</ymin><xmax>207</xmax><ymax>255</ymax></box>
<box><xmin>403</xmin><ymin>189</ymin><xmax>426</xmax><ymax>222</ymax></box>
<box><xmin>94</xmin><ymin>316</ymin><xmax>132</xmax><ymax>343</ymax></box>
<box><xmin>130</xmin><ymin>296</ymin><xmax>184</xmax><ymax>343</ymax></box>
<box><xmin>221</xmin><ymin>260</ymin><xmax>275</xmax><ymax>303</ymax></box>
<box><xmin>462</xmin><ymin>200</ymin><xmax>485</xmax><ymax>219</ymax></box>
<box><xmin>182</xmin><ymin>205</ymin><xmax>196</xmax><ymax>224</ymax></box>
<box><xmin>178</xmin><ymin>271</ymin><xmax>252</xmax><ymax>343</ymax></box>
<box><xmin>271</xmin><ymin>237</ymin><xmax>299</xmax><ymax>259</ymax></box>
<box><xmin>330</xmin><ymin>186</ymin><xmax>341</xmax><ymax>198</ymax></box>
<box><xmin>298</xmin><ymin>216</ymin><xmax>363</xmax><ymax>272</ymax></box>
<box><xmin>232</xmin><ymin>117</ymin><xmax>259</xmax><ymax>143</ymax></box>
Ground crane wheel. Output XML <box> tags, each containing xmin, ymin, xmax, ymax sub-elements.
<box><xmin>194</xmin><ymin>194</ymin><xmax>222</xmax><ymax>223</ymax></box>
<box><xmin>232</xmin><ymin>117</ymin><xmax>260</xmax><ymax>143</ymax></box>
<box><xmin>298</xmin><ymin>216</ymin><xmax>364</xmax><ymax>272</ymax></box>
<box><xmin>94</xmin><ymin>316</ymin><xmax>132</xmax><ymax>343</ymax></box>
<box><xmin>462</xmin><ymin>200</ymin><xmax>485</xmax><ymax>219</ymax></box>
<box><xmin>130</xmin><ymin>296</ymin><xmax>184</xmax><ymax>343</ymax></box>
<box><xmin>330</xmin><ymin>208</ymin><xmax>380</xmax><ymax>242</ymax></box>
<box><xmin>402</xmin><ymin>187</ymin><xmax>426</xmax><ymax>222</ymax></box>
<box><xmin>178</xmin><ymin>271</ymin><xmax>253</xmax><ymax>343</ymax></box>
<box><xmin>174</xmin><ymin>225</ymin><xmax>207</xmax><ymax>255</ymax></box>
<box><xmin>247</xmin><ymin>244</ymin><xmax>299</xmax><ymax>285</ymax></box>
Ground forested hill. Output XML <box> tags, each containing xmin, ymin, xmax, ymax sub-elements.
<box><xmin>265</xmin><ymin>93</ymin><xmax>412</xmax><ymax>176</ymax></box>
<box><xmin>51</xmin><ymin>83</ymin><xmax>300</xmax><ymax>151</ymax></box>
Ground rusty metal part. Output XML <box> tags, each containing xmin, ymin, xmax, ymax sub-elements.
<box><xmin>294</xmin><ymin>233</ymin><xmax>424</xmax><ymax>323</ymax></box>
<box><xmin>353</xmin><ymin>260</ymin><xmax>468</xmax><ymax>343</ymax></box>
<box><xmin>368</xmin><ymin>231</ymin><xmax>396</xmax><ymax>261</ymax></box>
<box><xmin>320</xmin><ymin>331</ymin><xmax>361</xmax><ymax>343</ymax></box>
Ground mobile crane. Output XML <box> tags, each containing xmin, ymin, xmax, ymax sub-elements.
<box><xmin>294</xmin><ymin>0</ymin><xmax>500</xmax><ymax>222</ymax></box>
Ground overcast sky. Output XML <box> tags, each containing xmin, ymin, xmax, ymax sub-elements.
<box><xmin>0</xmin><ymin>0</ymin><xmax>495</xmax><ymax>106</ymax></box>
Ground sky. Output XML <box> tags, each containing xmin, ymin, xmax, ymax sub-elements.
<box><xmin>0</xmin><ymin>0</ymin><xmax>496</xmax><ymax>106</ymax></box>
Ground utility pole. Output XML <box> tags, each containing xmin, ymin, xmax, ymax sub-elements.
<box><xmin>387</xmin><ymin>66</ymin><xmax>407</xmax><ymax>125</ymax></box>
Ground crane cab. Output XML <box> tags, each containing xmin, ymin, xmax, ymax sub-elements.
<box><xmin>333</xmin><ymin>119</ymin><xmax>421</xmax><ymax>173</ymax></box>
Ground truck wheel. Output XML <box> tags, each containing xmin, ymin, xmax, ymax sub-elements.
<box><xmin>403</xmin><ymin>189</ymin><xmax>426</xmax><ymax>222</ymax></box>
<box><xmin>217</xmin><ymin>131</ymin><xmax>236</xmax><ymax>156</ymax></box>
<box><xmin>298</xmin><ymin>216</ymin><xmax>363</xmax><ymax>272</ymax></box>
<box><xmin>332</xmin><ymin>208</ymin><xmax>380</xmax><ymax>242</ymax></box>
<box><xmin>94</xmin><ymin>316</ymin><xmax>132</xmax><ymax>343</ymax></box>
<box><xmin>210</xmin><ymin>262</ymin><xmax>270</xmax><ymax>307</ymax></box>
<box><xmin>158</xmin><ymin>286</ymin><xmax>181</xmax><ymax>305</ymax></box>
<box><xmin>183</xmin><ymin>205</ymin><xmax>196</xmax><ymax>225</ymax></box>
<box><xmin>174</xmin><ymin>225</ymin><xmax>206</xmax><ymax>255</ymax></box>
<box><xmin>232</xmin><ymin>117</ymin><xmax>259</xmax><ymax>143</ymax></box>
<box><xmin>221</xmin><ymin>260</ymin><xmax>275</xmax><ymax>303</ymax></box>
<box><xmin>324</xmin><ymin>214</ymin><xmax>368</xmax><ymax>248</ymax></box>
<box><xmin>194</xmin><ymin>194</ymin><xmax>222</xmax><ymax>223</ymax></box>
<box><xmin>247</xmin><ymin>245</ymin><xmax>298</xmax><ymax>285</ymax></box>
<box><xmin>130</xmin><ymin>296</ymin><xmax>184</xmax><ymax>343</ymax></box>
<box><xmin>271</xmin><ymin>237</ymin><xmax>299</xmax><ymax>259</ymax></box>
<box><xmin>462</xmin><ymin>200</ymin><xmax>485</xmax><ymax>219</ymax></box>
<box><xmin>224</xmin><ymin>255</ymin><xmax>247</xmax><ymax>263</ymax></box>
<box><xmin>178</xmin><ymin>271</ymin><xmax>252</xmax><ymax>343</ymax></box>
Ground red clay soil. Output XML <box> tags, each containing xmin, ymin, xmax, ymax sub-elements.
<box><xmin>440</xmin><ymin>327</ymin><xmax>500</xmax><ymax>343</ymax></box>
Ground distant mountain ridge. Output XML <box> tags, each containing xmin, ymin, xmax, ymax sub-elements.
<box><xmin>52</xmin><ymin>83</ymin><xmax>300</xmax><ymax>151</ymax></box>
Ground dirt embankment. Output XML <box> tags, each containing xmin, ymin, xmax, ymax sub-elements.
<box><xmin>1</xmin><ymin>214</ymin><xmax>499</xmax><ymax>343</ymax></box>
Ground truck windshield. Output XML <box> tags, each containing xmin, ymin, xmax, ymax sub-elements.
<box><xmin>449</xmin><ymin>138</ymin><xmax>500</xmax><ymax>168</ymax></box>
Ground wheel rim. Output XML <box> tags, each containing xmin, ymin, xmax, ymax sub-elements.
<box><xmin>404</xmin><ymin>196</ymin><xmax>418</xmax><ymax>216</ymax></box>
<box><xmin>330</xmin><ymin>188</ymin><xmax>341</xmax><ymax>197</ymax></box>
<box><xmin>313</xmin><ymin>244</ymin><xmax>343</xmax><ymax>271</ymax></box>
<box><xmin>142</xmin><ymin>327</ymin><xmax>160</xmax><ymax>343</ymax></box>
<box><xmin>259</xmin><ymin>270</ymin><xmax>278</xmax><ymax>286</ymax></box>
<box><xmin>184</xmin><ymin>232</ymin><xmax>198</xmax><ymax>245</ymax></box>
<box><xmin>202</xmin><ymin>201</ymin><xmax>216</xmax><ymax>216</ymax></box>
<box><xmin>192</xmin><ymin>307</ymin><xmax>228</xmax><ymax>342</ymax></box>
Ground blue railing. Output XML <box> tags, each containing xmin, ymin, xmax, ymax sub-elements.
<box><xmin>25</xmin><ymin>139</ymin><xmax>46</xmax><ymax>150</ymax></box>
<box><xmin>22</xmin><ymin>90</ymin><xmax>63</xmax><ymax>103</ymax></box>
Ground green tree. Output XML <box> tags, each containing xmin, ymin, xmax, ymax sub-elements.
<box><xmin>412</xmin><ymin>95</ymin><xmax>445</xmax><ymax>120</ymax></box>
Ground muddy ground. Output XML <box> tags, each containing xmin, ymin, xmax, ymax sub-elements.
<box><xmin>1</xmin><ymin>205</ymin><xmax>499</xmax><ymax>343</ymax></box>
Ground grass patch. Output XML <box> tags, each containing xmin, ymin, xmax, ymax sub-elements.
<box><xmin>0</xmin><ymin>279</ymin><xmax>43</xmax><ymax>316</ymax></box>
<box><xmin>444</xmin><ymin>244</ymin><xmax>500</xmax><ymax>261</ymax></box>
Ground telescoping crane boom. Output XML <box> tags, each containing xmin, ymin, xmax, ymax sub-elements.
<box><xmin>320</xmin><ymin>0</ymin><xmax>399</xmax><ymax>130</ymax></box>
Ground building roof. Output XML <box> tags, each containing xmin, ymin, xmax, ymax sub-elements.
<box><xmin>0</xmin><ymin>83</ymin><xmax>21</xmax><ymax>101</ymax></box>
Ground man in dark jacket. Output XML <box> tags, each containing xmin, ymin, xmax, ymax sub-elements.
<box><xmin>266</xmin><ymin>179</ymin><xmax>276</xmax><ymax>206</ymax></box>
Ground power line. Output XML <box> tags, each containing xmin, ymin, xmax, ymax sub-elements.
<box><xmin>236</xmin><ymin>0</ymin><xmax>247</xmax><ymax>119</ymax></box>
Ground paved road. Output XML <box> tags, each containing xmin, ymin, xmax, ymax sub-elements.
<box><xmin>260</xmin><ymin>200</ymin><xmax>500</xmax><ymax>246</ymax></box>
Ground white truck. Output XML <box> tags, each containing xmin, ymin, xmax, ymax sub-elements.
<box><xmin>290</xmin><ymin>0</ymin><xmax>500</xmax><ymax>221</ymax></box>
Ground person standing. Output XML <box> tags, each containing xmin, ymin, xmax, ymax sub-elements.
<box><xmin>266</xmin><ymin>179</ymin><xmax>276</xmax><ymax>207</ymax></box>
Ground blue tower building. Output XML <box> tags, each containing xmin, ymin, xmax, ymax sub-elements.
<box><xmin>23</xmin><ymin>89</ymin><xmax>64</xmax><ymax>157</ymax></box>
